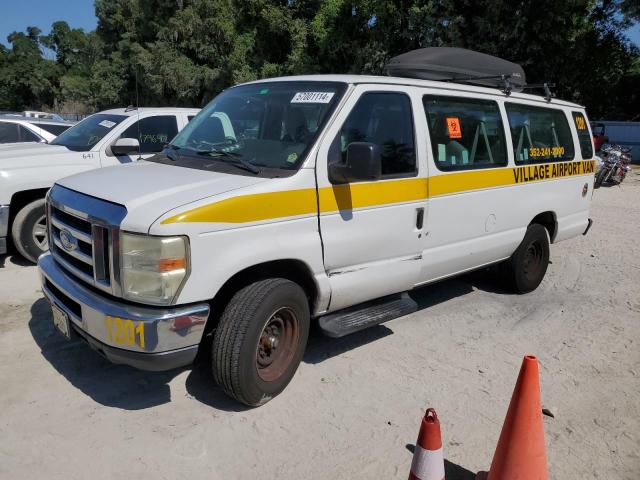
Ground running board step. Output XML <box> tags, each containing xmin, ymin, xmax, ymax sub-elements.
<box><xmin>318</xmin><ymin>293</ymin><xmax>418</xmax><ymax>338</ymax></box>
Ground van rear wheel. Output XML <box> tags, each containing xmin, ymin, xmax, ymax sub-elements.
<box><xmin>212</xmin><ymin>278</ymin><xmax>310</xmax><ymax>406</ymax></box>
<box><xmin>504</xmin><ymin>224</ymin><xmax>550</xmax><ymax>294</ymax></box>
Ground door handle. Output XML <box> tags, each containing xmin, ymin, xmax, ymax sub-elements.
<box><xmin>415</xmin><ymin>207</ymin><xmax>424</xmax><ymax>230</ymax></box>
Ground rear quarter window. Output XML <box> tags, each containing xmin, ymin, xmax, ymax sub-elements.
<box><xmin>572</xmin><ymin>112</ymin><xmax>593</xmax><ymax>159</ymax></box>
<box><xmin>505</xmin><ymin>104</ymin><xmax>575</xmax><ymax>164</ymax></box>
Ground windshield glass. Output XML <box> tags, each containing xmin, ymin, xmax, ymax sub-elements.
<box><xmin>50</xmin><ymin>114</ymin><xmax>126</xmax><ymax>151</ymax></box>
<box><xmin>169</xmin><ymin>81</ymin><xmax>346</xmax><ymax>171</ymax></box>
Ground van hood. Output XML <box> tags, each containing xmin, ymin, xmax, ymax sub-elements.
<box><xmin>57</xmin><ymin>160</ymin><xmax>269</xmax><ymax>232</ymax></box>
<box><xmin>0</xmin><ymin>142</ymin><xmax>72</xmax><ymax>170</ymax></box>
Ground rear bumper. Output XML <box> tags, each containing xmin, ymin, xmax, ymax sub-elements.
<box><xmin>38</xmin><ymin>252</ymin><xmax>210</xmax><ymax>371</ymax></box>
<box><xmin>0</xmin><ymin>205</ymin><xmax>9</xmax><ymax>255</ymax></box>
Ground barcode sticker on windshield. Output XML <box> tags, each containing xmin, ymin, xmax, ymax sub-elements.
<box><xmin>291</xmin><ymin>92</ymin><xmax>335</xmax><ymax>104</ymax></box>
<box><xmin>98</xmin><ymin>120</ymin><xmax>116</xmax><ymax>129</ymax></box>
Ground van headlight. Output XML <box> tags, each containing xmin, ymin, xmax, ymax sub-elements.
<box><xmin>120</xmin><ymin>233</ymin><xmax>190</xmax><ymax>305</ymax></box>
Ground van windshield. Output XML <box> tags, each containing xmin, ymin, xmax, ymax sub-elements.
<box><xmin>50</xmin><ymin>114</ymin><xmax>126</xmax><ymax>152</ymax></box>
<box><xmin>167</xmin><ymin>81</ymin><xmax>346</xmax><ymax>173</ymax></box>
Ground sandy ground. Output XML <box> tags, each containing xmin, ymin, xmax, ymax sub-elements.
<box><xmin>1</xmin><ymin>172</ymin><xmax>639</xmax><ymax>480</ymax></box>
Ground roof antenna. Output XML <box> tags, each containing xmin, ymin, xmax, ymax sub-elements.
<box><xmin>543</xmin><ymin>82</ymin><xmax>554</xmax><ymax>102</ymax></box>
<box><xmin>133</xmin><ymin>63</ymin><xmax>142</xmax><ymax>161</ymax></box>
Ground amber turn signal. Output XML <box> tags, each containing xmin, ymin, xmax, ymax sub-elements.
<box><xmin>159</xmin><ymin>258</ymin><xmax>187</xmax><ymax>272</ymax></box>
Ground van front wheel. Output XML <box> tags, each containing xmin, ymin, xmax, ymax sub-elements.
<box><xmin>11</xmin><ymin>198</ymin><xmax>48</xmax><ymax>263</ymax></box>
<box><xmin>212</xmin><ymin>278</ymin><xmax>310</xmax><ymax>406</ymax></box>
<box><xmin>504</xmin><ymin>224</ymin><xmax>550</xmax><ymax>294</ymax></box>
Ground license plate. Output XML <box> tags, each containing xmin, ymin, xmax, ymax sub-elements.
<box><xmin>51</xmin><ymin>303</ymin><xmax>71</xmax><ymax>340</ymax></box>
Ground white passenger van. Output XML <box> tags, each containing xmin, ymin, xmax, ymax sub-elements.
<box><xmin>38</xmin><ymin>49</ymin><xmax>595</xmax><ymax>406</ymax></box>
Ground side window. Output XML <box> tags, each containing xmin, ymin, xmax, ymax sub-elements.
<box><xmin>121</xmin><ymin>115</ymin><xmax>179</xmax><ymax>153</ymax></box>
<box><xmin>0</xmin><ymin>123</ymin><xmax>20</xmax><ymax>143</ymax></box>
<box><xmin>572</xmin><ymin>112</ymin><xmax>593</xmax><ymax>158</ymax></box>
<box><xmin>333</xmin><ymin>92</ymin><xmax>416</xmax><ymax>177</ymax></box>
<box><xmin>423</xmin><ymin>96</ymin><xmax>507</xmax><ymax>170</ymax></box>
<box><xmin>19</xmin><ymin>125</ymin><xmax>41</xmax><ymax>142</ymax></box>
<box><xmin>505</xmin><ymin>104</ymin><xmax>575</xmax><ymax>164</ymax></box>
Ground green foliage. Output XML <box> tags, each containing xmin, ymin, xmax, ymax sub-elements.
<box><xmin>0</xmin><ymin>0</ymin><xmax>638</xmax><ymax>119</ymax></box>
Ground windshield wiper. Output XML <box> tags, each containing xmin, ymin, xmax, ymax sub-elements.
<box><xmin>196</xmin><ymin>149</ymin><xmax>260</xmax><ymax>174</ymax></box>
<box><xmin>163</xmin><ymin>144</ymin><xmax>180</xmax><ymax>161</ymax></box>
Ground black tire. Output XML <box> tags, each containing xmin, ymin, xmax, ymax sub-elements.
<box><xmin>503</xmin><ymin>224</ymin><xmax>550</xmax><ymax>294</ymax></box>
<box><xmin>11</xmin><ymin>198</ymin><xmax>48</xmax><ymax>263</ymax></box>
<box><xmin>594</xmin><ymin>168</ymin><xmax>608</xmax><ymax>188</ymax></box>
<box><xmin>212</xmin><ymin>278</ymin><xmax>310</xmax><ymax>406</ymax></box>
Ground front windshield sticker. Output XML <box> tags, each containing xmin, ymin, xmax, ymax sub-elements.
<box><xmin>286</xmin><ymin>152</ymin><xmax>298</xmax><ymax>163</ymax></box>
<box><xmin>291</xmin><ymin>92</ymin><xmax>335</xmax><ymax>104</ymax></box>
<box><xmin>98</xmin><ymin>120</ymin><xmax>116</xmax><ymax>128</ymax></box>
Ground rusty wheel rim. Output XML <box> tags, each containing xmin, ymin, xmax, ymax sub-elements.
<box><xmin>256</xmin><ymin>307</ymin><xmax>299</xmax><ymax>382</ymax></box>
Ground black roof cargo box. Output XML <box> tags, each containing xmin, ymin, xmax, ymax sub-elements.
<box><xmin>386</xmin><ymin>47</ymin><xmax>526</xmax><ymax>91</ymax></box>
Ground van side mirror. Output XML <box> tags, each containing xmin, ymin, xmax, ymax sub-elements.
<box><xmin>329</xmin><ymin>142</ymin><xmax>382</xmax><ymax>183</ymax></box>
<box><xmin>109</xmin><ymin>137</ymin><xmax>140</xmax><ymax>156</ymax></box>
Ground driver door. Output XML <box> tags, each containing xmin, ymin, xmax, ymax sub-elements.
<box><xmin>316</xmin><ymin>86</ymin><xmax>428</xmax><ymax>311</ymax></box>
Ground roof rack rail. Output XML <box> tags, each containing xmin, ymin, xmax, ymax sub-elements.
<box><xmin>519</xmin><ymin>82</ymin><xmax>556</xmax><ymax>102</ymax></box>
<box><xmin>439</xmin><ymin>74</ymin><xmax>516</xmax><ymax>95</ymax></box>
<box><xmin>441</xmin><ymin>77</ymin><xmax>556</xmax><ymax>101</ymax></box>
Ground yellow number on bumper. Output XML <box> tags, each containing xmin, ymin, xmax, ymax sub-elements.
<box><xmin>105</xmin><ymin>316</ymin><xmax>146</xmax><ymax>349</ymax></box>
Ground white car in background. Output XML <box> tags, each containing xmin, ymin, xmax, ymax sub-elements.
<box><xmin>0</xmin><ymin>107</ymin><xmax>200</xmax><ymax>262</ymax></box>
<box><xmin>0</xmin><ymin>115</ymin><xmax>75</xmax><ymax>144</ymax></box>
<box><xmin>22</xmin><ymin>110</ymin><xmax>66</xmax><ymax>120</ymax></box>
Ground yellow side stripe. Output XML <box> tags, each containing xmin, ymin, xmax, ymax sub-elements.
<box><xmin>163</xmin><ymin>188</ymin><xmax>318</xmax><ymax>224</ymax></box>
<box><xmin>161</xmin><ymin>160</ymin><xmax>595</xmax><ymax>224</ymax></box>
<box><xmin>317</xmin><ymin>177</ymin><xmax>428</xmax><ymax>213</ymax></box>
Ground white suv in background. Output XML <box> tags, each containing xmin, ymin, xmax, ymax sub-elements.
<box><xmin>0</xmin><ymin>115</ymin><xmax>75</xmax><ymax>144</ymax></box>
<box><xmin>0</xmin><ymin>107</ymin><xmax>200</xmax><ymax>262</ymax></box>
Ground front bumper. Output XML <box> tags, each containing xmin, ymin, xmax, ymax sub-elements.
<box><xmin>0</xmin><ymin>205</ymin><xmax>9</xmax><ymax>255</ymax></box>
<box><xmin>38</xmin><ymin>252</ymin><xmax>210</xmax><ymax>371</ymax></box>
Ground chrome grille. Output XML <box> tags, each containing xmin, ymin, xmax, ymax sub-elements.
<box><xmin>47</xmin><ymin>185</ymin><xmax>127</xmax><ymax>297</ymax></box>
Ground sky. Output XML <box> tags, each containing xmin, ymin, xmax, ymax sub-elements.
<box><xmin>0</xmin><ymin>0</ymin><xmax>639</xmax><ymax>48</ymax></box>
<box><xmin>0</xmin><ymin>0</ymin><xmax>97</xmax><ymax>46</ymax></box>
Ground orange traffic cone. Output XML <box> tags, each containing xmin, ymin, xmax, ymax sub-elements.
<box><xmin>477</xmin><ymin>355</ymin><xmax>548</xmax><ymax>480</ymax></box>
<box><xmin>409</xmin><ymin>408</ymin><xmax>445</xmax><ymax>480</ymax></box>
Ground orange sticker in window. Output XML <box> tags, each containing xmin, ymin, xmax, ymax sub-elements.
<box><xmin>446</xmin><ymin>117</ymin><xmax>462</xmax><ymax>139</ymax></box>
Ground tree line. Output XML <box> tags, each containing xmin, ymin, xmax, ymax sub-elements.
<box><xmin>1</xmin><ymin>0</ymin><xmax>638</xmax><ymax>120</ymax></box>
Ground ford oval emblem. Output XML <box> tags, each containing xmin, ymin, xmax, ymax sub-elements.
<box><xmin>59</xmin><ymin>229</ymin><xmax>78</xmax><ymax>252</ymax></box>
